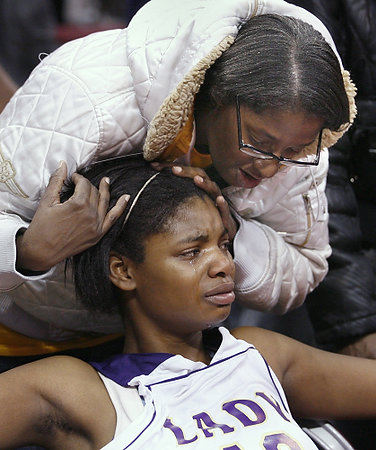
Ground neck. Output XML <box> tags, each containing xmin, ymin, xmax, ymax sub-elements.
<box><xmin>121</xmin><ymin>301</ymin><xmax>211</xmax><ymax>364</ymax></box>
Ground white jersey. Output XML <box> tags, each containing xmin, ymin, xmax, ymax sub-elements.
<box><xmin>93</xmin><ymin>327</ymin><xmax>318</xmax><ymax>449</ymax></box>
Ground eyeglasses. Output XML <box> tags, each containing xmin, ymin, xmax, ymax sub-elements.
<box><xmin>236</xmin><ymin>96</ymin><xmax>322</xmax><ymax>167</ymax></box>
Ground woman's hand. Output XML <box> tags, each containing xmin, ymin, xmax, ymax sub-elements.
<box><xmin>16</xmin><ymin>162</ymin><xmax>129</xmax><ymax>273</ymax></box>
<box><xmin>152</xmin><ymin>162</ymin><xmax>238</xmax><ymax>240</ymax></box>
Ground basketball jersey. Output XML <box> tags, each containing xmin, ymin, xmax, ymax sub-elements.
<box><xmin>93</xmin><ymin>327</ymin><xmax>318</xmax><ymax>449</ymax></box>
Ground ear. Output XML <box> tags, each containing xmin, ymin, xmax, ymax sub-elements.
<box><xmin>109</xmin><ymin>251</ymin><xmax>137</xmax><ymax>292</ymax></box>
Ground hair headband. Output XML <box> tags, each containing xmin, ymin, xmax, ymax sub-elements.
<box><xmin>122</xmin><ymin>171</ymin><xmax>161</xmax><ymax>228</ymax></box>
<box><xmin>85</xmin><ymin>152</ymin><xmax>161</xmax><ymax>230</ymax></box>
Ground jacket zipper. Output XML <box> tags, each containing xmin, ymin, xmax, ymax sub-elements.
<box><xmin>299</xmin><ymin>193</ymin><xmax>312</xmax><ymax>247</ymax></box>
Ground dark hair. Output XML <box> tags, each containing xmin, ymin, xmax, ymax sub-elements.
<box><xmin>195</xmin><ymin>14</ymin><xmax>349</xmax><ymax>130</ymax></box>
<box><xmin>61</xmin><ymin>155</ymin><xmax>207</xmax><ymax>313</ymax></box>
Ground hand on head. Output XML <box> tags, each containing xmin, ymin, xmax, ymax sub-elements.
<box><xmin>151</xmin><ymin>161</ymin><xmax>238</xmax><ymax>240</ymax></box>
<box><xmin>16</xmin><ymin>161</ymin><xmax>129</xmax><ymax>272</ymax></box>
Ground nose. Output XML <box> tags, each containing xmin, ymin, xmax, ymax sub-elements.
<box><xmin>252</xmin><ymin>158</ymin><xmax>279</xmax><ymax>179</ymax></box>
<box><xmin>208</xmin><ymin>248</ymin><xmax>235</xmax><ymax>279</ymax></box>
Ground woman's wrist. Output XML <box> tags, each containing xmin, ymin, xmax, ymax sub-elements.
<box><xmin>15</xmin><ymin>229</ymin><xmax>51</xmax><ymax>274</ymax></box>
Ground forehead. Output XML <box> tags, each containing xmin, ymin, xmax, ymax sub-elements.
<box><xmin>238</xmin><ymin>104</ymin><xmax>324</xmax><ymax>143</ymax></box>
<box><xmin>167</xmin><ymin>196</ymin><xmax>222</xmax><ymax>236</ymax></box>
<box><xmin>145</xmin><ymin>196</ymin><xmax>224</xmax><ymax>250</ymax></box>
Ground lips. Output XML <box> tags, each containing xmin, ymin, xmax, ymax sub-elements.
<box><xmin>238</xmin><ymin>168</ymin><xmax>261</xmax><ymax>188</ymax></box>
<box><xmin>205</xmin><ymin>282</ymin><xmax>235</xmax><ymax>306</ymax></box>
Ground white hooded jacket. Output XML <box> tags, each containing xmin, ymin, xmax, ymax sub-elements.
<box><xmin>0</xmin><ymin>0</ymin><xmax>356</xmax><ymax>336</ymax></box>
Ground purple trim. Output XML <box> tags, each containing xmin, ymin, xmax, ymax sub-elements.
<box><xmin>90</xmin><ymin>328</ymin><xmax>222</xmax><ymax>387</ymax></box>
<box><xmin>91</xmin><ymin>353</ymin><xmax>173</xmax><ymax>387</ymax></box>
<box><xmin>261</xmin><ymin>355</ymin><xmax>289</xmax><ymax>414</ymax></box>
<box><xmin>146</xmin><ymin>346</ymin><xmax>256</xmax><ymax>388</ymax></box>
<box><xmin>124</xmin><ymin>408</ymin><xmax>157</xmax><ymax>449</ymax></box>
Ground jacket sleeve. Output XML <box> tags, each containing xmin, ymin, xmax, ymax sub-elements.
<box><xmin>232</xmin><ymin>151</ymin><xmax>331</xmax><ymax>314</ymax></box>
<box><xmin>0</xmin><ymin>62</ymin><xmax>101</xmax><ymax>291</ymax></box>
<box><xmin>0</xmin><ymin>214</ymin><xmax>56</xmax><ymax>291</ymax></box>
<box><xmin>0</xmin><ymin>28</ymin><xmax>142</xmax><ymax>292</ymax></box>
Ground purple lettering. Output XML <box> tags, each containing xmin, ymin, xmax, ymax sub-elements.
<box><xmin>263</xmin><ymin>433</ymin><xmax>302</xmax><ymax>449</ymax></box>
<box><xmin>222</xmin><ymin>399</ymin><xmax>266</xmax><ymax>426</ymax></box>
<box><xmin>256</xmin><ymin>392</ymin><xmax>290</xmax><ymax>422</ymax></box>
<box><xmin>163</xmin><ymin>418</ymin><xmax>198</xmax><ymax>445</ymax></box>
<box><xmin>192</xmin><ymin>412</ymin><xmax>235</xmax><ymax>438</ymax></box>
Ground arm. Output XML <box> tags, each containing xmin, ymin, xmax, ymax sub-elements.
<box><xmin>233</xmin><ymin>326</ymin><xmax>376</xmax><ymax>420</ymax></box>
<box><xmin>0</xmin><ymin>160</ymin><xmax>126</xmax><ymax>334</ymax></box>
<box><xmin>16</xmin><ymin>163</ymin><xmax>128</xmax><ymax>273</ymax></box>
<box><xmin>0</xmin><ymin>356</ymin><xmax>115</xmax><ymax>448</ymax></box>
<box><xmin>0</xmin><ymin>27</ymin><xmax>139</xmax><ymax>292</ymax></box>
<box><xmin>0</xmin><ymin>161</ymin><xmax>127</xmax><ymax>290</ymax></box>
<box><xmin>0</xmin><ymin>63</ymin><xmax>102</xmax><ymax>290</ymax></box>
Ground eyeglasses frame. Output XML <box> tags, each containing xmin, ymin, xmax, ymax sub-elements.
<box><xmin>235</xmin><ymin>96</ymin><xmax>323</xmax><ymax>167</ymax></box>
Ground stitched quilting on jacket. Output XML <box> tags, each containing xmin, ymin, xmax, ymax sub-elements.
<box><xmin>0</xmin><ymin>0</ymin><xmax>356</xmax><ymax>338</ymax></box>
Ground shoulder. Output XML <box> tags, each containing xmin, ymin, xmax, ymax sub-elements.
<box><xmin>0</xmin><ymin>355</ymin><xmax>115</xmax><ymax>447</ymax></box>
<box><xmin>15</xmin><ymin>356</ymin><xmax>114</xmax><ymax>437</ymax></box>
<box><xmin>16</xmin><ymin>355</ymin><xmax>100</xmax><ymax>384</ymax></box>
<box><xmin>5</xmin><ymin>355</ymin><xmax>110</xmax><ymax>413</ymax></box>
<box><xmin>230</xmin><ymin>326</ymin><xmax>298</xmax><ymax>382</ymax></box>
<box><xmin>29</xmin><ymin>356</ymin><xmax>112</xmax><ymax>414</ymax></box>
<box><xmin>43</xmin><ymin>28</ymin><xmax>127</xmax><ymax>73</ymax></box>
<box><xmin>231</xmin><ymin>326</ymin><xmax>282</xmax><ymax>353</ymax></box>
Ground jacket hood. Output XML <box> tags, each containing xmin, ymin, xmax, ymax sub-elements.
<box><xmin>125</xmin><ymin>0</ymin><xmax>356</xmax><ymax>160</ymax></box>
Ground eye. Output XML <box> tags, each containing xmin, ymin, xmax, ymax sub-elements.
<box><xmin>249</xmin><ymin>136</ymin><xmax>264</xmax><ymax>149</ymax></box>
<box><xmin>220</xmin><ymin>239</ymin><xmax>231</xmax><ymax>252</ymax></box>
<box><xmin>180</xmin><ymin>248</ymin><xmax>200</xmax><ymax>259</ymax></box>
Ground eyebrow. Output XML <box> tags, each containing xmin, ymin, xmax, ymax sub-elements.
<box><xmin>177</xmin><ymin>233</ymin><xmax>209</xmax><ymax>245</ymax></box>
<box><xmin>252</xmin><ymin>127</ymin><xmax>276</xmax><ymax>142</ymax></box>
<box><xmin>176</xmin><ymin>229</ymin><xmax>228</xmax><ymax>245</ymax></box>
<box><xmin>250</xmin><ymin>127</ymin><xmax>316</xmax><ymax>148</ymax></box>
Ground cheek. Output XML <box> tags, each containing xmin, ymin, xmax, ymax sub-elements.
<box><xmin>143</xmin><ymin>263</ymin><xmax>201</xmax><ymax>297</ymax></box>
<box><xmin>168</xmin><ymin>267</ymin><xmax>201</xmax><ymax>295</ymax></box>
<box><xmin>209</xmin><ymin>134</ymin><xmax>247</xmax><ymax>171</ymax></box>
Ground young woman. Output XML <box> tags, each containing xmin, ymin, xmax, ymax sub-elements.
<box><xmin>0</xmin><ymin>157</ymin><xmax>374</xmax><ymax>449</ymax></box>
<box><xmin>0</xmin><ymin>2</ymin><xmax>355</xmax><ymax>359</ymax></box>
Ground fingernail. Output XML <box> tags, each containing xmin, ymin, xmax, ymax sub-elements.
<box><xmin>104</xmin><ymin>177</ymin><xmax>110</xmax><ymax>184</ymax></box>
<box><xmin>195</xmin><ymin>176</ymin><xmax>204</xmax><ymax>183</ymax></box>
<box><xmin>172</xmin><ymin>166</ymin><xmax>182</xmax><ymax>173</ymax></box>
<box><xmin>124</xmin><ymin>194</ymin><xmax>130</xmax><ymax>202</ymax></box>
<box><xmin>58</xmin><ymin>160</ymin><xmax>64</xmax><ymax>169</ymax></box>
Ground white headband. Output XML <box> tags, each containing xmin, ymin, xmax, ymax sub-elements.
<box><xmin>122</xmin><ymin>172</ymin><xmax>161</xmax><ymax>228</ymax></box>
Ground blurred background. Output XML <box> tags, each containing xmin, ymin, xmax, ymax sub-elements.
<box><xmin>0</xmin><ymin>0</ymin><xmax>149</xmax><ymax>85</ymax></box>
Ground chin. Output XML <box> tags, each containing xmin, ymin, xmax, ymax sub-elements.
<box><xmin>204</xmin><ymin>307</ymin><xmax>231</xmax><ymax>329</ymax></box>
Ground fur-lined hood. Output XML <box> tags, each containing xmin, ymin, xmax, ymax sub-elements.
<box><xmin>125</xmin><ymin>0</ymin><xmax>356</xmax><ymax>161</ymax></box>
